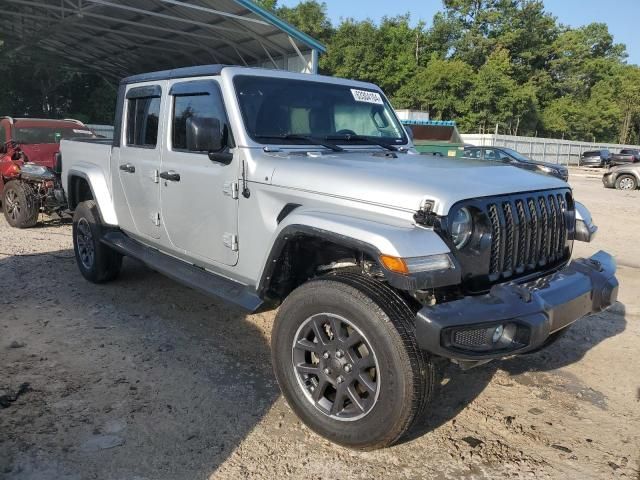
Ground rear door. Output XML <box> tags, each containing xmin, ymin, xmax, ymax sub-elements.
<box><xmin>159</xmin><ymin>78</ymin><xmax>239</xmax><ymax>266</ymax></box>
<box><xmin>115</xmin><ymin>83</ymin><xmax>164</xmax><ymax>239</ymax></box>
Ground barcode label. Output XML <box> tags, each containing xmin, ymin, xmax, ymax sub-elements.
<box><xmin>350</xmin><ymin>89</ymin><xmax>384</xmax><ymax>105</ymax></box>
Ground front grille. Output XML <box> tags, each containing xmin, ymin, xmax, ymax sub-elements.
<box><xmin>486</xmin><ymin>192</ymin><xmax>571</xmax><ymax>281</ymax></box>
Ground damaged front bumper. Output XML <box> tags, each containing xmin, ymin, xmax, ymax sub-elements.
<box><xmin>415</xmin><ymin>251</ymin><xmax>618</xmax><ymax>364</ymax></box>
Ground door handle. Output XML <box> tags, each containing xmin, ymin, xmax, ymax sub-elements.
<box><xmin>119</xmin><ymin>163</ymin><xmax>135</xmax><ymax>173</ymax></box>
<box><xmin>159</xmin><ymin>170</ymin><xmax>180</xmax><ymax>182</ymax></box>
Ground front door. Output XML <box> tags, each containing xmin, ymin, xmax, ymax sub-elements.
<box><xmin>159</xmin><ymin>79</ymin><xmax>239</xmax><ymax>266</ymax></box>
<box><xmin>115</xmin><ymin>83</ymin><xmax>164</xmax><ymax>240</ymax></box>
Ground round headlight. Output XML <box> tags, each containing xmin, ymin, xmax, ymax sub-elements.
<box><xmin>451</xmin><ymin>207</ymin><xmax>473</xmax><ymax>249</ymax></box>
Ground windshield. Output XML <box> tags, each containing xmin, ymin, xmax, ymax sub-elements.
<box><xmin>234</xmin><ymin>75</ymin><xmax>407</xmax><ymax>147</ymax></box>
<box><xmin>14</xmin><ymin>126</ymin><xmax>93</xmax><ymax>144</ymax></box>
<box><xmin>500</xmin><ymin>147</ymin><xmax>531</xmax><ymax>162</ymax></box>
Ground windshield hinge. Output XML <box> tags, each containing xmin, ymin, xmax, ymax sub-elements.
<box><xmin>414</xmin><ymin>200</ymin><xmax>438</xmax><ymax>227</ymax></box>
<box><xmin>223</xmin><ymin>233</ymin><xmax>238</xmax><ymax>251</ymax></box>
<box><xmin>223</xmin><ymin>181</ymin><xmax>239</xmax><ymax>199</ymax></box>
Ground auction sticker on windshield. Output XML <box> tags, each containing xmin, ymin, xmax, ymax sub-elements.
<box><xmin>351</xmin><ymin>89</ymin><xmax>384</xmax><ymax>105</ymax></box>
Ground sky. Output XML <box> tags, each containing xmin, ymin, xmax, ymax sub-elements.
<box><xmin>279</xmin><ymin>0</ymin><xmax>639</xmax><ymax>65</ymax></box>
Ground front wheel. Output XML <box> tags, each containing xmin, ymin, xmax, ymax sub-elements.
<box><xmin>72</xmin><ymin>200</ymin><xmax>122</xmax><ymax>283</ymax></box>
<box><xmin>271</xmin><ymin>272</ymin><xmax>433</xmax><ymax>450</ymax></box>
<box><xmin>615</xmin><ymin>174</ymin><xmax>637</xmax><ymax>190</ymax></box>
<box><xmin>2</xmin><ymin>180</ymin><xmax>39</xmax><ymax>228</ymax></box>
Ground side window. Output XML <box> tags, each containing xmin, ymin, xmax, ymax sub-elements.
<box><xmin>464</xmin><ymin>148</ymin><xmax>481</xmax><ymax>159</ymax></box>
<box><xmin>0</xmin><ymin>124</ymin><xmax>6</xmax><ymax>143</ymax></box>
<box><xmin>483</xmin><ymin>149</ymin><xmax>500</xmax><ymax>161</ymax></box>
<box><xmin>126</xmin><ymin>94</ymin><xmax>161</xmax><ymax>148</ymax></box>
<box><xmin>171</xmin><ymin>84</ymin><xmax>232</xmax><ymax>152</ymax></box>
<box><xmin>496</xmin><ymin>150</ymin><xmax>511</xmax><ymax>161</ymax></box>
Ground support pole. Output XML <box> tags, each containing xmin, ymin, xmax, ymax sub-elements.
<box><xmin>311</xmin><ymin>48</ymin><xmax>319</xmax><ymax>74</ymax></box>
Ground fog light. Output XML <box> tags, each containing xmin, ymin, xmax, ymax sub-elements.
<box><xmin>492</xmin><ymin>325</ymin><xmax>504</xmax><ymax>343</ymax></box>
<box><xmin>447</xmin><ymin>323</ymin><xmax>528</xmax><ymax>353</ymax></box>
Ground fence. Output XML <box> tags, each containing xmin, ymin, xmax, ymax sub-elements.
<box><xmin>461</xmin><ymin>133</ymin><xmax>640</xmax><ymax>166</ymax></box>
<box><xmin>86</xmin><ymin>124</ymin><xmax>114</xmax><ymax>140</ymax></box>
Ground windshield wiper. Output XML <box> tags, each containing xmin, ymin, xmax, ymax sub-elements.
<box><xmin>325</xmin><ymin>134</ymin><xmax>398</xmax><ymax>151</ymax></box>
<box><xmin>254</xmin><ymin>134</ymin><xmax>344</xmax><ymax>152</ymax></box>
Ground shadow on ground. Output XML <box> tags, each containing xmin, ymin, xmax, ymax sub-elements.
<box><xmin>0</xmin><ymin>244</ymin><xmax>629</xmax><ymax>476</ymax></box>
<box><xmin>0</xmin><ymin>250</ymin><xmax>278</xmax><ymax>480</ymax></box>
<box><xmin>404</xmin><ymin>301</ymin><xmax>627</xmax><ymax>442</ymax></box>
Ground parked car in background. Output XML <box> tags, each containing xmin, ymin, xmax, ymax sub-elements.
<box><xmin>463</xmin><ymin>146</ymin><xmax>569</xmax><ymax>181</ymax></box>
<box><xmin>0</xmin><ymin>117</ymin><xmax>95</xmax><ymax>227</ymax></box>
<box><xmin>602</xmin><ymin>163</ymin><xmax>640</xmax><ymax>190</ymax></box>
<box><xmin>579</xmin><ymin>149</ymin><xmax>611</xmax><ymax>167</ymax></box>
<box><xmin>60</xmin><ymin>64</ymin><xmax>617</xmax><ymax>450</ymax></box>
<box><xmin>610</xmin><ymin>148</ymin><xmax>640</xmax><ymax>166</ymax></box>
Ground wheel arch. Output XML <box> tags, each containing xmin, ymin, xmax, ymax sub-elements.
<box><xmin>67</xmin><ymin>167</ymin><xmax>118</xmax><ymax>225</ymax></box>
<box><xmin>257</xmin><ymin>209</ymin><xmax>454</xmax><ymax>304</ymax></box>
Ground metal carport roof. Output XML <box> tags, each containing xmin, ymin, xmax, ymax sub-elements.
<box><xmin>0</xmin><ymin>0</ymin><xmax>326</xmax><ymax>80</ymax></box>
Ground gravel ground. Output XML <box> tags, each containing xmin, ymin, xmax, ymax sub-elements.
<box><xmin>0</xmin><ymin>172</ymin><xmax>639</xmax><ymax>479</ymax></box>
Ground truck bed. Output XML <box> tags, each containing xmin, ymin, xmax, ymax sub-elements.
<box><xmin>60</xmin><ymin>137</ymin><xmax>113</xmax><ymax>201</ymax></box>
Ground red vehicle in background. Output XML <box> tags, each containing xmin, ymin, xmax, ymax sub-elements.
<box><xmin>0</xmin><ymin>117</ymin><xmax>95</xmax><ymax>228</ymax></box>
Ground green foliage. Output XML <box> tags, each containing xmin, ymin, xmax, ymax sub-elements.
<box><xmin>321</xmin><ymin>15</ymin><xmax>424</xmax><ymax>93</ymax></box>
<box><xmin>394</xmin><ymin>55</ymin><xmax>474</xmax><ymax>121</ymax></box>
<box><xmin>0</xmin><ymin>57</ymin><xmax>116</xmax><ymax>123</ymax></box>
<box><xmin>1</xmin><ymin>0</ymin><xmax>638</xmax><ymax>142</ymax></box>
<box><xmin>276</xmin><ymin>1</ymin><xmax>334</xmax><ymax>44</ymax></box>
<box><xmin>276</xmin><ymin>0</ymin><xmax>638</xmax><ymax>142</ymax></box>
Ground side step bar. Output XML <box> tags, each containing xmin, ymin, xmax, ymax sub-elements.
<box><xmin>101</xmin><ymin>231</ymin><xmax>263</xmax><ymax>313</ymax></box>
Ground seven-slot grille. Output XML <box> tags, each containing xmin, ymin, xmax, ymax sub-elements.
<box><xmin>486</xmin><ymin>192</ymin><xmax>570</xmax><ymax>280</ymax></box>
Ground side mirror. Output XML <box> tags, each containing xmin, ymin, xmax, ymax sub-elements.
<box><xmin>185</xmin><ymin>116</ymin><xmax>232</xmax><ymax>165</ymax></box>
<box><xmin>404</xmin><ymin>125</ymin><xmax>414</xmax><ymax>142</ymax></box>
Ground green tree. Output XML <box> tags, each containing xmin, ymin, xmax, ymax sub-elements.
<box><xmin>253</xmin><ymin>0</ymin><xmax>278</xmax><ymax>11</ymax></box>
<box><xmin>615</xmin><ymin>66</ymin><xmax>640</xmax><ymax>144</ymax></box>
<box><xmin>322</xmin><ymin>15</ymin><xmax>426</xmax><ymax>93</ymax></box>
<box><xmin>394</xmin><ymin>56</ymin><xmax>474</xmax><ymax>121</ymax></box>
<box><xmin>276</xmin><ymin>1</ymin><xmax>334</xmax><ymax>44</ymax></box>
<box><xmin>465</xmin><ymin>48</ymin><xmax>538</xmax><ymax>134</ymax></box>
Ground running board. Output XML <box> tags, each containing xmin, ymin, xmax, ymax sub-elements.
<box><xmin>101</xmin><ymin>231</ymin><xmax>263</xmax><ymax>313</ymax></box>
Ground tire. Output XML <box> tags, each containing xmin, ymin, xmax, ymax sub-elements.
<box><xmin>72</xmin><ymin>200</ymin><xmax>122</xmax><ymax>283</ymax></box>
<box><xmin>2</xmin><ymin>180</ymin><xmax>39</xmax><ymax>228</ymax></box>
<box><xmin>615</xmin><ymin>174</ymin><xmax>638</xmax><ymax>190</ymax></box>
<box><xmin>271</xmin><ymin>271</ymin><xmax>434</xmax><ymax>450</ymax></box>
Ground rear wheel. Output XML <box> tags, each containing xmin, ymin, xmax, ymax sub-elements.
<box><xmin>72</xmin><ymin>200</ymin><xmax>122</xmax><ymax>283</ymax></box>
<box><xmin>615</xmin><ymin>174</ymin><xmax>637</xmax><ymax>190</ymax></box>
<box><xmin>2</xmin><ymin>180</ymin><xmax>39</xmax><ymax>228</ymax></box>
<box><xmin>271</xmin><ymin>271</ymin><xmax>433</xmax><ymax>450</ymax></box>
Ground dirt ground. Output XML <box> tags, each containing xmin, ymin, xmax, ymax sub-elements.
<box><xmin>1</xmin><ymin>170</ymin><xmax>639</xmax><ymax>480</ymax></box>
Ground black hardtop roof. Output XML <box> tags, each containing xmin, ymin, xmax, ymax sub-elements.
<box><xmin>120</xmin><ymin>65</ymin><xmax>228</xmax><ymax>86</ymax></box>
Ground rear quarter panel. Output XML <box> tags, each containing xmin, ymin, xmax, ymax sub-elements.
<box><xmin>61</xmin><ymin>138</ymin><xmax>118</xmax><ymax>225</ymax></box>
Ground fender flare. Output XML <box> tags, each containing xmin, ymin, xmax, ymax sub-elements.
<box><xmin>257</xmin><ymin>210</ymin><xmax>459</xmax><ymax>297</ymax></box>
<box><xmin>67</xmin><ymin>165</ymin><xmax>118</xmax><ymax>226</ymax></box>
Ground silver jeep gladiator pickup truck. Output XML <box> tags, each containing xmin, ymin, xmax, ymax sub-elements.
<box><xmin>60</xmin><ymin>65</ymin><xmax>618</xmax><ymax>450</ymax></box>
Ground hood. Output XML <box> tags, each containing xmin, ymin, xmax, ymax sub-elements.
<box><xmin>519</xmin><ymin>158</ymin><xmax>567</xmax><ymax>171</ymax></box>
<box><xmin>267</xmin><ymin>150</ymin><xmax>569</xmax><ymax>215</ymax></box>
<box><xmin>18</xmin><ymin>143</ymin><xmax>58</xmax><ymax>169</ymax></box>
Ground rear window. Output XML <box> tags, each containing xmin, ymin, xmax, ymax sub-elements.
<box><xmin>126</xmin><ymin>97</ymin><xmax>161</xmax><ymax>147</ymax></box>
<box><xmin>14</xmin><ymin>126</ymin><xmax>93</xmax><ymax>144</ymax></box>
<box><xmin>583</xmin><ymin>151</ymin><xmax>602</xmax><ymax>157</ymax></box>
